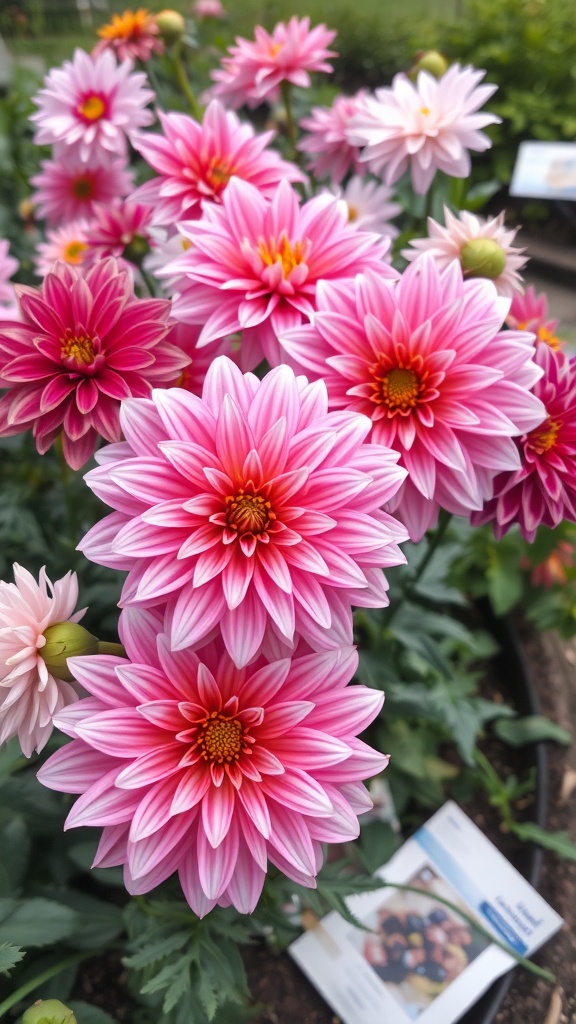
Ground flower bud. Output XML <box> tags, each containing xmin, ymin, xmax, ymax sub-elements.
<box><xmin>411</xmin><ymin>50</ymin><xmax>449</xmax><ymax>79</ymax></box>
<box><xmin>22</xmin><ymin>999</ymin><xmax>78</xmax><ymax>1024</ymax></box>
<box><xmin>40</xmin><ymin>622</ymin><xmax>99</xmax><ymax>681</ymax></box>
<box><xmin>460</xmin><ymin>238</ymin><xmax>507</xmax><ymax>281</ymax></box>
<box><xmin>155</xmin><ymin>9</ymin><xmax>186</xmax><ymax>44</ymax></box>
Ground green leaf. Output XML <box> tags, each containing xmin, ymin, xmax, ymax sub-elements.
<box><xmin>513</xmin><ymin>822</ymin><xmax>576</xmax><ymax>860</ymax></box>
<box><xmin>494</xmin><ymin>715</ymin><xmax>572</xmax><ymax>747</ymax></box>
<box><xmin>49</xmin><ymin>891</ymin><xmax>124</xmax><ymax>950</ymax></box>
<box><xmin>0</xmin><ymin>898</ymin><xmax>79</xmax><ymax>947</ymax></box>
<box><xmin>487</xmin><ymin>547</ymin><xmax>523</xmax><ymax>614</ymax></box>
<box><xmin>67</xmin><ymin>1002</ymin><xmax>119</xmax><ymax>1024</ymax></box>
<box><xmin>0</xmin><ymin>817</ymin><xmax>31</xmax><ymax>890</ymax></box>
<box><xmin>359</xmin><ymin>821</ymin><xmax>402</xmax><ymax>873</ymax></box>
<box><xmin>124</xmin><ymin>930</ymin><xmax>191</xmax><ymax>971</ymax></box>
<box><xmin>0</xmin><ymin>940</ymin><xmax>24</xmax><ymax>974</ymax></box>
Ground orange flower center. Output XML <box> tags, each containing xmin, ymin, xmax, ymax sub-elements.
<box><xmin>60</xmin><ymin>329</ymin><xmax>95</xmax><ymax>366</ymax></box>
<box><xmin>78</xmin><ymin>94</ymin><xmax>106</xmax><ymax>122</ymax></box>
<box><xmin>528</xmin><ymin>417</ymin><xmax>561</xmax><ymax>454</ymax></box>
<box><xmin>72</xmin><ymin>175</ymin><xmax>94</xmax><ymax>199</ymax></box>
<box><xmin>258</xmin><ymin>233</ymin><xmax>306</xmax><ymax>279</ymax></box>
<box><xmin>198</xmin><ymin>713</ymin><xmax>244</xmax><ymax>764</ymax></box>
<box><xmin>537</xmin><ymin>326</ymin><xmax>560</xmax><ymax>350</ymax></box>
<box><xmin>204</xmin><ymin>157</ymin><xmax>235</xmax><ymax>194</ymax></box>
<box><xmin>347</xmin><ymin>204</ymin><xmax>359</xmax><ymax>223</ymax></box>
<box><xmin>225</xmin><ymin>490</ymin><xmax>275</xmax><ymax>536</ymax></box>
<box><xmin>370</xmin><ymin>364</ymin><xmax>423</xmax><ymax>412</ymax></box>
<box><xmin>420</xmin><ymin>106</ymin><xmax>431</xmax><ymax>115</ymax></box>
<box><xmin>62</xmin><ymin>240</ymin><xmax>88</xmax><ymax>265</ymax></box>
<box><xmin>98</xmin><ymin>8</ymin><xmax>152</xmax><ymax>40</ymax></box>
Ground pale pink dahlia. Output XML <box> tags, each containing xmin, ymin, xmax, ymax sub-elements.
<box><xmin>38</xmin><ymin>611</ymin><xmax>387</xmax><ymax>915</ymax></box>
<box><xmin>30</xmin><ymin>154</ymin><xmax>135</xmax><ymax>225</ymax></box>
<box><xmin>507</xmin><ymin>285</ymin><xmax>563</xmax><ymax>350</ymax></box>
<box><xmin>33</xmin><ymin>220</ymin><xmax>90</xmax><ymax>278</ymax></box>
<box><xmin>30</xmin><ymin>48</ymin><xmax>155</xmax><ymax>165</ymax></box>
<box><xmin>193</xmin><ymin>0</ymin><xmax>226</xmax><ymax>18</ymax></box>
<box><xmin>327</xmin><ymin>176</ymin><xmax>401</xmax><ymax>243</ymax></box>
<box><xmin>298</xmin><ymin>92</ymin><xmax>366</xmax><ymax>183</ymax></box>
<box><xmin>131</xmin><ymin>100</ymin><xmax>305</xmax><ymax>227</ymax></box>
<box><xmin>403</xmin><ymin>207</ymin><xmax>527</xmax><ymax>298</ymax></box>
<box><xmin>209</xmin><ymin>16</ymin><xmax>337</xmax><ymax>109</ymax></box>
<box><xmin>0</xmin><ymin>240</ymin><xmax>19</xmax><ymax>305</ymax></box>
<box><xmin>0</xmin><ymin>259</ymin><xmax>187</xmax><ymax>469</ymax></box>
<box><xmin>83</xmin><ymin>201</ymin><xmax>154</xmax><ymax>268</ymax></box>
<box><xmin>0</xmin><ymin>565</ymin><xmax>83</xmax><ymax>757</ymax></box>
<box><xmin>166</xmin><ymin>177</ymin><xmax>394</xmax><ymax>368</ymax></box>
<box><xmin>472</xmin><ymin>344</ymin><xmax>576</xmax><ymax>541</ymax></box>
<box><xmin>79</xmin><ymin>356</ymin><xmax>408</xmax><ymax>666</ymax></box>
<box><xmin>280</xmin><ymin>257</ymin><xmax>546</xmax><ymax>541</ymax></box>
<box><xmin>349</xmin><ymin>64</ymin><xmax>500</xmax><ymax>194</ymax></box>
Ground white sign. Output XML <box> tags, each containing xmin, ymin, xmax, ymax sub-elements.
<box><xmin>510</xmin><ymin>141</ymin><xmax>576</xmax><ymax>200</ymax></box>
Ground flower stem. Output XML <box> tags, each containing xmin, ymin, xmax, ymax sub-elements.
<box><xmin>97</xmin><ymin>641</ymin><xmax>127</xmax><ymax>658</ymax></box>
<box><xmin>280</xmin><ymin>81</ymin><xmax>299</xmax><ymax>161</ymax></box>
<box><xmin>172</xmin><ymin>43</ymin><xmax>203</xmax><ymax>121</ymax></box>
<box><xmin>0</xmin><ymin>951</ymin><xmax>92</xmax><ymax>1017</ymax></box>
<box><xmin>386</xmin><ymin>509</ymin><xmax>453</xmax><ymax>627</ymax></box>
<box><xmin>55</xmin><ymin>435</ymin><xmax>78</xmax><ymax>543</ymax></box>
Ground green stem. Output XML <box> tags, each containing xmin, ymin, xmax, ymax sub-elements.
<box><xmin>386</xmin><ymin>509</ymin><xmax>453</xmax><ymax>627</ymax></box>
<box><xmin>280</xmin><ymin>81</ymin><xmax>299</xmax><ymax>161</ymax></box>
<box><xmin>0</xmin><ymin>951</ymin><xmax>92</xmax><ymax>1018</ymax></box>
<box><xmin>55</xmin><ymin>435</ymin><xmax>78</xmax><ymax>542</ymax></box>
<box><xmin>172</xmin><ymin>43</ymin><xmax>203</xmax><ymax>120</ymax></box>
<box><xmin>377</xmin><ymin>882</ymin><xmax>556</xmax><ymax>984</ymax></box>
<box><xmin>97</xmin><ymin>641</ymin><xmax>127</xmax><ymax>658</ymax></box>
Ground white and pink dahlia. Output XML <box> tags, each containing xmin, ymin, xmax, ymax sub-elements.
<box><xmin>508</xmin><ymin>285</ymin><xmax>563</xmax><ymax>350</ymax></box>
<box><xmin>30</xmin><ymin>154</ymin><xmax>135</xmax><ymax>225</ymax></box>
<box><xmin>30</xmin><ymin>48</ymin><xmax>154</xmax><ymax>164</ymax></box>
<box><xmin>38</xmin><ymin>610</ymin><xmax>387</xmax><ymax>916</ymax></box>
<box><xmin>166</xmin><ymin>177</ymin><xmax>394</xmax><ymax>368</ymax></box>
<box><xmin>83</xmin><ymin>201</ymin><xmax>154</xmax><ymax>268</ymax></box>
<box><xmin>280</xmin><ymin>257</ymin><xmax>546</xmax><ymax>541</ymax></box>
<box><xmin>0</xmin><ymin>565</ymin><xmax>83</xmax><ymax>756</ymax></box>
<box><xmin>298</xmin><ymin>92</ymin><xmax>366</xmax><ymax>183</ymax></box>
<box><xmin>79</xmin><ymin>356</ymin><xmax>408</xmax><ymax>666</ymax></box>
<box><xmin>209</xmin><ymin>16</ymin><xmax>337</xmax><ymax>108</ymax></box>
<box><xmin>349</xmin><ymin>64</ymin><xmax>500</xmax><ymax>194</ymax></box>
<box><xmin>472</xmin><ymin>344</ymin><xmax>576</xmax><ymax>541</ymax></box>
<box><xmin>0</xmin><ymin>259</ymin><xmax>187</xmax><ymax>469</ymax></box>
<box><xmin>33</xmin><ymin>220</ymin><xmax>90</xmax><ymax>278</ymax></box>
<box><xmin>132</xmin><ymin>100</ymin><xmax>305</xmax><ymax>226</ymax></box>
<box><xmin>403</xmin><ymin>207</ymin><xmax>527</xmax><ymax>297</ymax></box>
<box><xmin>328</xmin><ymin>176</ymin><xmax>401</xmax><ymax>243</ymax></box>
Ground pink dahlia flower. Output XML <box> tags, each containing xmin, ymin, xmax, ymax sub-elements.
<box><xmin>30</xmin><ymin>154</ymin><xmax>135</xmax><ymax>226</ymax></box>
<box><xmin>165</xmin><ymin>320</ymin><xmax>239</xmax><ymax>396</ymax></box>
<box><xmin>327</xmin><ymin>176</ymin><xmax>401</xmax><ymax>243</ymax></box>
<box><xmin>33</xmin><ymin>220</ymin><xmax>90</xmax><ymax>278</ymax></box>
<box><xmin>93</xmin><ymin>8</ymin><xmax>164</xmax><ymax>62</ymax></box>
<box><xmin>298</xmin><ymin>92</ymin><xmax>366</xmax><ymax>184</ymax></box>
<box><xmin>508</xmin><ymin>285</ymin><xmax>563</xmax><ymax>350</ymax></box>
<box><xmin>472</xmin><ymin>344</ymin><xmax>576</xmax><ymax>541</ymax></box>
<box><xmin>30</xmin><ymin>48</ymin><xmax>155</xmax><ymax>165</ymax></box>
<box><xmin>0</xmin><ymin>564</ymin><xmax>83</xmax><ymax>757</ymax></box>
<box><xmin>193</xmin><ymin>0</ymin><xmax>226</xmax><ymax>18</ymax></box>
<box><xmin>403</xmin><ymin>207</ymin><xmax>527</xmax><ymax>298</ymax></box>
<box><xmin>38</xmin><ymin>609</ymin><xmax>387</xmax><ymax>915</ymax></box>
<box><xmin>131</xmin><ymin>100</ymin><xmax>305</xmax><ymax>227</ymax></box>
<box><xmin>79</xmin><ymin>356</ymin><xmax>408</xmax><ymax>666</ymax></box>
<box><xmin>349</xmin><ymin>64</ymin><xmax>500</xmax><ymax>194</ymax></box>
<box><xmin>83</xmin><ymin>200</ymin><xmax>154</xmax><ymax>268</ymax></box>
<box><xmin>209</xmin><ymin>16</ymin><xmax>337</xmax><ymax>109</ymax></box>
<box><xmin>0</xmin><ymin>240</ymin><xmax>19</xmax><ymax>305</ymax></box>
<box><xmin>0</xmin><ymin>259</ymin><xmax>187</xmax><ymax>469</ymax></box>
<box><xmin>280</xmin><ymin>257</ymin><xmax>546</xmax><ymax>541</ymax></box>
<box><xmin>166</xmin><ymin>177</ymin><xmax>394</xmax><ymax>369</ymax></box>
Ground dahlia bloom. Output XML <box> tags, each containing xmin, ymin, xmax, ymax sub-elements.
<box><xmin>38</xmin><ymin>610</ymin><xmax>387</xmax><ymax>915</ymax></box>
<box><xmin>83</xmin><ymin>201</ymin><xmax>154</xmax><ymax>268</ymax></box>
<box><xmin>79</xmin><ymin>356</ymin><xmax>408</xmax><ymax>666</ymax></box>
<box><xmin>33</xmin><ymin>220</ymin><xmax>90</xmax><ymax>278</ymax></box>
<box><xmin>328</xmin><ymin>176</ymin><xmax>401</xmax><ymax>243</ymax></box>
<box><xmin>193</xmin><ymin>0</ymin><xmax>226</xmax><ymax>18</ymax></box>
<box><xmin>349</xmin><ymin>64</ymin><xmax>500</xmax><ymax>194</ymax></box>
<box><xmin>166</xmin><ymin>177</ymin><xmax>394</xmax><ymax>368</ymax></box>
<box><xmin>280</xmin><ymin>257</ymin><xmax>546</xmax><ymax>541</ymax></box>
<box><xmin>0</xmin><ymin>240</ymin><xmax>18</xmax><ymax>305</ymax></box>
<box><xmin>403</xmin><ymin>208</ymin><xmax>527</xmax><ymax>297</ymax></box>
<box><xmin>209</xmin><ymin>16</ymin><xmax>337</xmax><ymax>109</ymax></box>
<box><xmin>0</xmin><ymin>565</ymin><xmax>83</xmax><ymax>757</ymax></box>
<box><xmin>298</xmin><ymin>93</ymin><xmax>366</xmax><ymax>183</ymax></box>
<box><xmin>93</xmin><ymin>8</ymin><xmax>164</xmax><ymax>62</ymax></box>
<box><xmin>131</xmin><ymin>100</ymin><xmax>305</xmax><ymax>226</ymax></box>
<box><xmin>0</xmin><ymin>259</ymin><xmax>187</xmax><ymax>469</ymax></box>
<box><xmin>30</xmin><ymin>154</ymin><xmax>135</xmax><ymax>225</ymax></box>
<box><xmin>30</xmin><ymin>48</ymin><xmax>155</xmax><ymax>164</ymax></box>
<box><xmin>472</xmin><ymin>344</ymin><xmax>576</xmax><ymax>541</ymax></box>
<box><xmin>508</xmin><ymin>285</ymin><xmax>563</xmax><ymax>350</ymax></box>
<box><xmin>166</xmin><ymin>321</ymin><xmax>239</xmax><ymax>396</ymax></box>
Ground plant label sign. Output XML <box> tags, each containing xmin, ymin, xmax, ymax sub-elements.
<box><xmin>289</xmin><ymin>801</ymin><xmax>563</xmax><ymax>1024</ymax></box>
<box><xmin>510</xmin><ymin>141</ymin><xmax>576</xmax><ymax>200</ymax></box>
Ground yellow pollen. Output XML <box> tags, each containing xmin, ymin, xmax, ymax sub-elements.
<box><xmin>258</xmin><ymin>233</ymin><xmax>306</xmax><ymax>279</ymax></box>
<box><xmin>205</xmin><ymin>158</ymin><xmax>235</xmax><ymax>192</ymax></box>
<box><xmin>347</xmin><ymin>204</ymin><xmax>359</xmax><ymax>223</ymax></box>
<box><xmin>371</xmin><ymin>365</ymin><xmax>422</xmax><ymax>412</ymax></box>
<box><xmin>199</xmin><ymin>714</ymin><xmax>243</xmax><ymax>763</ymax></box>
<box><xmin>420</xmin><ymin>106</ymin><xmax>431</xmax><ymax>115</ymax></box>
<box><xmin>78</xmin><ymin>95</ymin><xmax>106</xmax><ymax>122</ymax></box>
<box><xmin>62</xmin><ymin>240</ymin><xmax>88</xmax><ymax>266</ymax></box>
<box><xmin>528</xmin><ymin>417</ymin><xmax>561</xmax><ymax>454</ymax></box>
<box><xmin>537</xmin><ymin>326</ymin><xmax>560</xmax><ymax>350</ymax></box>
<box><xmin>181</xmin><ymin>237</ymin><xmax>192</xmax><ymax>251</ymax></box>
<box><xmin>60</xmin><ymin>330</ymin><xmax>95</xmax><ymax>366</ymax></box>
<box><xmin>269</xmin><ymin>41</ymin><xmax>283</xmax><ymax>57</ymax></box>
<box><xmin>225</xmin><ymin>490</ymin><xmax>275</xmax><ymax>536</ymax></box>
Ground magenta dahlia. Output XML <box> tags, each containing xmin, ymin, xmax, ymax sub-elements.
<box><xmin>82</xmin><ymin>200</ymin><xmax>154</xmax><ymax>268</ymax></box>
<box><xmin>79</xmin><ymin>356</ymin><xmax>408</xmax><ymax>665</ymax></box>
<box><xmin>166</xmin><ymin>177</ymin><xmax>394</xmax><ymax>368</ymax></box>
<box><xmin>131</xmin><ymin>99</ymin><xmax>305</xmax><ymax>227</ymax></box>
<box><xmin>472</xmin><ymin>344</ymin><xmax>576</xmax><ymax>541</ymax></box>
<box><xmin>280</xmin><ymin>257</ymin><xmax>546</xmax><ymax>541</ymax></box>
<box><xmin>507</xmin><ymin>285</ymin><xmax>563</xmax><ymax>350</ymax></box>
<box><xmin>298</xmin><ymin>92</ymin><xmax>367</xmax><ymax>183</ymax></box>
<box><xmin>31</xmin><ymin>153</ymin><xmax>135</xmax><ymax>226</ymax></box>
<box><xmin>0</xmin><ymin>259</ymin><xmax>188</xmax><ymax>469</ymax></box>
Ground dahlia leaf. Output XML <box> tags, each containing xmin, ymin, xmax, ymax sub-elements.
<box><xmin>0</xmin><ymin>942</ymin><xmax>24</xmax><ymax>975</ymax></box>
<box><xmin>0</xmin><ymin>898</ymin><xmax>79</xmax><ymax>947</ymax></box>
<box><xmin>512</xmin><ymin>823</ymin><xmax>576</xmax><ymax>861</ymax></box>
<box><xmin>123</xmin><ymin>930</ymin><xmax>190</xmax><ymax>971</ymax></box>
<box><xmin>66</xmin><ymin>1003</ymin><xmax>119</xmax><ymax>1024</ymax></box>
<box><xmin>494</xmin><ymin>715</ymin><xmax>572</xmax><ymax>747</ymax></box>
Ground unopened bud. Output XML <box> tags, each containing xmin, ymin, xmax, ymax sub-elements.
<box><xmin>460</xmin><ymin>238</ymin><xmax>506</xmax><ymax>281</ymax></box>
<box><xmin>124</xmin><ymin>232</ymin><xmax>151</xmax><ymax>264</ymax></box>
<box><xmin>18</xmin><ymin>198</ymin><xmax>36</xmax><ymax>221</ymax></box>
<box><xmin>155</xmin><ymin>9</ymin><xmax>186</xmax><ymax>44</ymax></box>
<box><xmin>411</xmin><ymin>50</ymin><xmax>449</xmax><ymax>79</ymax></box>
<box><xmin>40</xmin><ymin>622</ymin><xmax>99</xmax><ymax>681</ymax></box>
<box><xmin>22</xmin><ymin>999</ymin><xmax>78</xmax><ymax>1024</ymax></box>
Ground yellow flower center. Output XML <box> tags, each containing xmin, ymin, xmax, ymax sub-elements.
<box><xmin>225</xmin><ymin>490</ymin><xmax>275</xmax><ymax>536</ymax></box>
<box><xmin>371</xmin><ymin>364</ymin><xmax>423</xmax><ymax>412</ymax></box>
<box><xmin>420</xmin><ymin>106</ymin><xmax>431</xmax><ymax>115</ymax></box>
<box><xmin>537</xmin><ymin>326</ymin><xmax>560</xmax><ymax>350</ymax></box>
<box><xmin>258</xmin><ymin>233</ymin><xmax>306</xmax><ymax>279</ymax></box>
<box><xmin>62</xmin><ymin>240</ymin><xmax>88</xmax><ymax>266</ymax></box>
<box><xmin>204</xmin><ymin>158</ymin><xmax>235</xmax><ymax>194</ymax></box>
<box><xmin>528</xmin><ymin>417</ymin><xmax>561</xmax><ymax>454</ymax></box>
<box><xmin>78</xmin><ymin>95</ymin><xmax>106</xmax><ymax>122</ymax></box>
<box><xmin>198</xmin><ymin>713</ymin><xmax>244</xmax><ymax>764</ymax></box>
<box><xmin>347</xmin><ymin>204</ymin><xmax>359</xmax><ymax>223</ymax></box>
<box><xmin>60</xmin><ymin>330</ymin><xmax>95</xmax><ymax>366</ymax></box>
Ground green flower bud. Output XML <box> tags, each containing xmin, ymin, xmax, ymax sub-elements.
<box><xmin>22</xmin><ymin>999</ymin><xmax>78</xmax><ymax>1024</ymax></box>
<box><xmin>124</xmin><ymin>232</ymin><xmax>151</xmax><ymax>264</ymax></box>
<box><xmin>459</xmin><ymin>238</ymin><xmax>507</xmax><ymax>281</ymax></box>
<box><xmin>411</xmin><ymin>50</ymin><xmax>449</xmax><ymax>79</ymax></box>
<box><xmin>40</xmin><ymin>622</ymin><xmax>99</xmax><ymax>681</ymax></box>
<box><xmin>155</xmin><ymin>9</ymin><xmax>186</xmax><ymax>44</ymax></box>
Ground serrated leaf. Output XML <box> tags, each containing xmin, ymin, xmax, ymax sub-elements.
<box><xmin>67</xmin><ymin>1001</ymin><xmax>119</xmax><ymax>1024</ymax></box>
<box><xmin>124</xmin><ymin>930</ymin><xmax>191</xmax><ymax>970</ymax></box>
<box><xmin>197</xmin><ymin>965</ymin><xmax>219</xmax><ymax>1020</ymax></box>
<box><xmin>49</xmin><ymin>891</ymin><xmax>124</xmax><ymax>950</ymax></box>
<box><xmin>141</xmin><ymin>954</ymin><xmax>192</xmax><ymax>996</ymax></box>
<box><xmin>494</xmin><ymin>715</ymin><xmax>572</xmax><ymax>747</ymax></box>
<box><xmin>0</xmin><ymin>898</ymin><xmax>79</xmax><ymax>947</ymax></box>
<box><xmin>163</xmin><ymin>960</ymin><xmax>192</xmax><ymax>1015</ymax></box>
<box><xmin>0</xmin><ymin>941</ymin><xmax>24</xmax><ymax>974</ymax></box>
<box><xmin>513</xmin><ymin>822</ymin><xmax>576</xmax><ymax>860</ymax></box>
